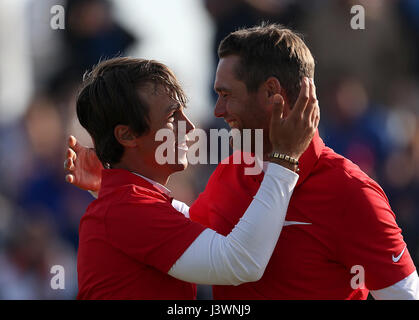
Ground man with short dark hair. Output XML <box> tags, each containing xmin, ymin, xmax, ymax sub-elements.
<box><xmin>190</xmin><ymin>24</ymin><xmax>418</xmax><ymax>299</ymax></box>
<box><xmin>217</xmin><ymin>23</ymin><xmax>315</xmax><ymax>106</ymax></box>
<box><xmin>70</xmin><ymin>56</ymin><xmax>319</xmax><ymax>299</ymax></box>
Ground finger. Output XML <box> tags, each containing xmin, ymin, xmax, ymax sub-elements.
<box><xmin>271</xmin><ymin>94</ymin><xmax>285</xmax><ymax>121</ymax></box>
<box><xmin>311</xmin><ymin>78</ymin><xmax>317</xmax><ymax>100</ymax></box>
<box><xmin>65</xmin><ymin>174</ymin><xmax>74</xmax><ymax>184</ymax></box>
<box><xmin>304</xmin><ymin>79</ymin><xmax>317</xmax><ymax>122</ymax></box>
<box><xmin>66</xmin><ymin>147</ymin><xmax>77</xmax><ymax>161</ymax></box>
<box><xmin>69</xmin><ymin>135</ymin><xmax>83</xmax><ymax>153</ymax></box>
<box><xmin>64</xmin><ymin>158</ymin><xmax>75</xmax><ymax>171</ymax></box>
<box><xmin>68</xmin><ymin>135</ymin><xmax>76</xmax><ymax>148</ymax></box>
<box><xmin>311</xmin><ymin>101</ymin><xmax>320</xmax><ymax>125</ymax></box>
<box><xmin>303</xmin><ymin>79</ymin><xmax>315</xmax><ymax>122</ymax></box>
<box><xmin>314</xmin><ymin>109</ymin><xmax>320</xmax><ymax>129</ymax></box>
<box><xmin>290</xmin><ymin>77</ymin><xmax>309</xmax><ymax>117</ymax></box>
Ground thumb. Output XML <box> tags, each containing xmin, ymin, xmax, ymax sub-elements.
<box><xmin>271</xmin><ymin>94</ymin><xmax>285</xmax><ymax>122</ymax></box>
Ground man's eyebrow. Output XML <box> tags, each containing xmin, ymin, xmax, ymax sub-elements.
<box><xmin>214</xmin><ymin>86</ymin><xmax>231</xmax><ymax>93</ymax></box>
<box><xmin>166</xmin><ymin>103</ymin><xmax>181</xmax><ymax>113</ymax></box>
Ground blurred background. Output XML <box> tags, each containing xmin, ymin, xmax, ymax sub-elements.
<box><xmin>0</xmin><ymin>0</ymin><xmax>418</xmax><ymax>299</ymax></box>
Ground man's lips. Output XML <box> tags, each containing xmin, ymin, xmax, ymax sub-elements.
<box><xmin>226</xmin><ymin>120</ymin><xmax>239</xmax><ymax>129</ymax></box>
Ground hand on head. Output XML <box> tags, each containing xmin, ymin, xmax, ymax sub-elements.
<box><xmin>64</xmin><ymin>135</ymin><xmax>103</xmax><ymax>192</ymax></box>
<box><xmin>268</xmin><ymin>77</ymin><xmax>320</xmax><ymax>161</ymax></box>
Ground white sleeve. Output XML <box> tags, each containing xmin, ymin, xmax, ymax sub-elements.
<box><xmin>370</xmin><ymin>270</ymin><xmax>419</xmax><ymax>300</ymax></box>
<box><xmin>171</xmin><ymin>199</ymin><xmax>190</xmax><ymax>218</ymax></box>
<box><xmin>168</xmin><ymin>163</ymin><xmax>298</xmax><ymax>285</ymax></box>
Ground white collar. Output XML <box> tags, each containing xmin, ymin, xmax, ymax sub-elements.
<box><xmin>130</xmin><ymin>172</ymin><xmax>172</xmax><ymax>196</ymax></box>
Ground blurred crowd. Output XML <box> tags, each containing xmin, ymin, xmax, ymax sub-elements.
<box><xmin>0</xmin><ymin>0</ymin><xmax>418</xmax><ymax>299</ymax></box>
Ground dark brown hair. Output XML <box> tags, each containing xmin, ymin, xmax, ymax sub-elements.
<box><xmin>76</xmin><ymin>57</ymin><xmax>187</xmax><ymax>166</ymax></box>
<box><xmin>218</xmin><ymin>23</ymin><xmax>315</xmax><ymax>105</ymax></box>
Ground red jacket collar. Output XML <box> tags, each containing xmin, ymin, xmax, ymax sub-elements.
<box><xmin>98</xmin><ymin>169</ymin><xmax>172</xmax><ymax>202</ymax></box>
<box><xmin>252</xmin><ymin>130</ymin><xmax>324</xmax><ymax>187</ymax></box>
<box><xmin>295</xmin><ymin>130</ymin><xmax>324</xmax><ymax>187</ymax></box>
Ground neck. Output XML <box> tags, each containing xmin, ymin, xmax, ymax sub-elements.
<box><xmin>112</xmin><ymin>159</ymin><xmax>170</xmax><ymax>186</ymax></box>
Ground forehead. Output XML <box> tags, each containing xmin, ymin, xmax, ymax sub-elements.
<box><xmin>138</xmin><ymin>83</ymin><xmax>178</xmax><ymax>105</ymax></box>
<box><xmin>214</xmin><ymin>55</ymin><xmax>241</xmax><ymax>89</ymax></box>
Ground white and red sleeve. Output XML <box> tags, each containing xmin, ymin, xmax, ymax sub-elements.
<box><xmin>337</xmin><ymin>178</ymin><xmax>416</xmax><ymax>295</ymax></box>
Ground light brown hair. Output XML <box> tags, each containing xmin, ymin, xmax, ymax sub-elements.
<box><xmin>76</xmin><ymin>57</ymin><xmax>187</xmax><ymax>166</ymax></box>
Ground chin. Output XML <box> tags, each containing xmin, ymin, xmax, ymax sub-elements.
<box><xmin>169</xmin><ymin>149</ymin><xmax>189</xmax><ymax>172</ymax></box>
<box><xmin>168</xmin><ymin>161</ymin><xmax>188</xmax><ymax>173</ymax></box>
<box><xmin>178</xmin><ymin>154</ymin><xmax>189</xmax><ymax>170</ymax></box>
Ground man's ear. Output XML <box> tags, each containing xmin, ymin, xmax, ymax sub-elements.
<box><xmin>114</xmin><ymin>125</ymin><xmax>138</xmax><ymax>148</ymax></box>
<box><xmin>263</xmin><ymin>77</ymin><xmax>292</xmax><ymax>117</ymax></box>
<box><xmin>264</xmin><ymin>77</ymin><xmax>282</xmax><ymax>98</ymax></box>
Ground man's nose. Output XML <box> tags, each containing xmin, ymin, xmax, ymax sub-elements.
<box><xmin>214</xmin><ymin>97</ymin><xmax>226</xmax><ymax>118</ymax></box>
<box><xmin>181</xmin><ymin>113</ymin><xmax>195</xmax><ymax>134</ymax></box>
